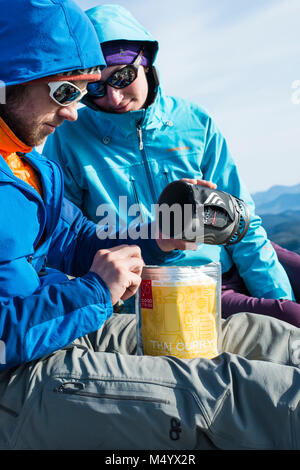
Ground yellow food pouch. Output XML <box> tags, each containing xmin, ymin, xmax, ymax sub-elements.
<box><xmin>136</xmin><ymin>264</ymin><xmax>221</xmax><ymax>359</ymax></box>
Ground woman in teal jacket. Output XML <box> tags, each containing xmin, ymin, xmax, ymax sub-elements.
<box><xmin>44</xmin><ymin>4</ymin><xmax>300</xmax><ymax>325</ymax></box>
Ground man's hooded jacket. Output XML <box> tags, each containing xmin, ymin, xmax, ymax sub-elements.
<box><xmin>0</xmin><ymin>0</ymin><xmax>169</xmax><ymax>371</ymax></box>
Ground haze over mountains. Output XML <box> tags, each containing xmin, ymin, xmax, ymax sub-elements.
<box><xmin>252</xmin><ymin>183</ymin><xmax>300</xmax><ymax>254</ymax></box>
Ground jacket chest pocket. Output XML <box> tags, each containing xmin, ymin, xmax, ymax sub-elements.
<box><xmin>157</xmin><ymin>152</ymin><xmax>204</xmax><ymax>186</ymax></box>
<box><xmin>129</xmin><ymin>175</ymin><xmax>148</xmax><ymax>224</ymax></box>
<box><xmin>127</xmin><ymin>159</ymin><xmax>204</xmax><ymax>223</ymax></box>
<box><xmin>129</xmin><ymin>175</ymin><xmax>142</xmax><ymax>207</ymax></box>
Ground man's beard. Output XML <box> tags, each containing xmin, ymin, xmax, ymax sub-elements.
<box><xmin>0</xmin><ymin>104</ymin><xmax>42</xmax><ymax>148</ymax></box>
<box><xmin>0</xmin><ymin>86</ymin><xmax>44</xmax><ymax>148</ymax></box>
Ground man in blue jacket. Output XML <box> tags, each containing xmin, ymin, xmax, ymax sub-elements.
<box><xmin>0</xmin><ymin>0</ymin><xmax>300</xmax><ymax>451</ymax></box>
<box><xmin>44</xmin><ymin>4</ymin><xmax>300</xmax><ymax>326</ymax></box>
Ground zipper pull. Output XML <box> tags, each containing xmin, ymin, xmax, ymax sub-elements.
<box><xmin>137</xmin><ymin>125</ymin><xmax>144</xmax><ymax>150</ymax></box>
<box><xmin>55</xmin><ymin>382</ymin><xmax>85</xmax><ymax>393</ymax></box>
<box><xmin>163</xmin><ymin>167</ymin><xmax>170</xmax><ymax>184</ymax></box>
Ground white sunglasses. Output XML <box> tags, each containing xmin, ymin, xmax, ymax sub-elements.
<box><xmin>48</xmin><ymin>81</ymin><xmax>87</xmax><ymax>107</ymax></box>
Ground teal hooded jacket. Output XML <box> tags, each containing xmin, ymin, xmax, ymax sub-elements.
<box><xmin>44</xmin><ymin>4</ymin><xmax>294</xmax><ymax>302</ymax></box>
<box><xmin>0</xmin><ymin>0</ymin><xmax>173</xmax><ymax>371</ymax></box>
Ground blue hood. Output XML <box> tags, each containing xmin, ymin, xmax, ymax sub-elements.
<box><xmin>85</xmin><ymin>4</ymin><xmax>159</xmax><ymax>65</ymax></box>
<box><xmin>0</xmin><ymin>0</ymin><xmax>105</xmax><ymax>86</ymax></box>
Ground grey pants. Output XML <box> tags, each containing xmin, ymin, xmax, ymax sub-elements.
<box><xmin>0</xmin><ymin>312</ymin><xmax>300</xmax><ymax>450</ymax></box>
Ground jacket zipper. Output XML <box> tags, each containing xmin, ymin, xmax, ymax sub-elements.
<box><xmin>3</xmin><ymin>169</ymin><xmax>47</xmax><ymax>245</ymax></box>
<box><xmin>136</xmin><ymin>123</ymin><xmax>157</xmax><ymax>203</ymax></box>
<box><xmin>137</xmin><ymin>125</ymin><xmax>144</xmax><ymax>151</ymax></box>
<box><xmin>130</xmin><ymin>177</ymin><xmax>145</xmax><ymax>223</ymax></box>
<box><xmin>20</xmin><ymin>154</ymin><xmax>64</xmax><ymax>243</ymax></box>
<box><xmin>54</xmin><ymin>383</ymin><xmax>169</xmax><ymax>405</ymax></box>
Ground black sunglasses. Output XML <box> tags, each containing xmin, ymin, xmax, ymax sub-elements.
<box><xmin>87</xmin><ymin>48</ymin><xmax>144</xmax><ymax>98</ymax></box>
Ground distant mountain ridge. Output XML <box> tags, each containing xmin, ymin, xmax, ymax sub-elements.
<box><xmin>251</xmin><ymin>183</ymin><xmax>300</xmax><ymax>254</ymax></box>
<box><xmin>252</xmin><ymin>183</ymin><xmax>300</xmax><ymax>214</ymax></box>
<box><xmin>259</xmin><ymin>211</ymin><xmax>300</xmax><ymax>255</ymax></box>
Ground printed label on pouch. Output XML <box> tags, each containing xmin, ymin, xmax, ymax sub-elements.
<box><xmin>149</xmin><ymin>338</ymin><xmax>217</xmax><ymax>354</ymax></box>
<box><xmin>140</xmin><ymin>279</ymin><xmax>153</xmax><ymax>309</ymax></box>
<box><xmin>140</xmin><ymin>282</ymin><xmax>218</xmax><ymax>359</ymax></box>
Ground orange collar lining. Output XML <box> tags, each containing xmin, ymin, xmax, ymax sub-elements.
<box><xmin>0</xmin><ymin>116</ymin><xmax>32</xmax><ymax>159</ymax></box>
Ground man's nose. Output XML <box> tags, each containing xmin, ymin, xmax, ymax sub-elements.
<box><xmin>106</xmin><ymin>86</ymin><xmax>124</xmax><ymax>106</ymax></box>
<box><xmin>57</xmin><ymin>102</ymin><xmax>78</xmax><ymax>122</ymax></box>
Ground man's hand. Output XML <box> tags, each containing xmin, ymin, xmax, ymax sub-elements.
<box><xmin>89</xmin><ymin>245</ymin><xmax>144</xmax><ymax>305</ymax></box>
<box><xmin>156</xmin><ymin>178</ymin><xmax>217</xmax><ymax>252</ymax></box>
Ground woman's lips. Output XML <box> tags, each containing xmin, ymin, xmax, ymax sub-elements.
<box><xmin>112</xmin><ymin>101</ymin><xmax>132</xmax><ymax>112</ymax></box>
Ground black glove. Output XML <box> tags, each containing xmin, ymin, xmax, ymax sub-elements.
<box><xmin>157</xmin><ymin>180</ymin><xmax>250</xmax><ymax>245</ymax></box>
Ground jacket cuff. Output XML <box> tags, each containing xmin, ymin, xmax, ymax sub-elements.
<box><xmin>80</xmin><ymin>271</ymin><xmax>113</xmax><ymax>307</ymax></box>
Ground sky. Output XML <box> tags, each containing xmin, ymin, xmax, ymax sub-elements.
<box><xmin>73</xmin><ymin>0</ymin><xmax>300</xmax><ymax>194</ymax></box>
